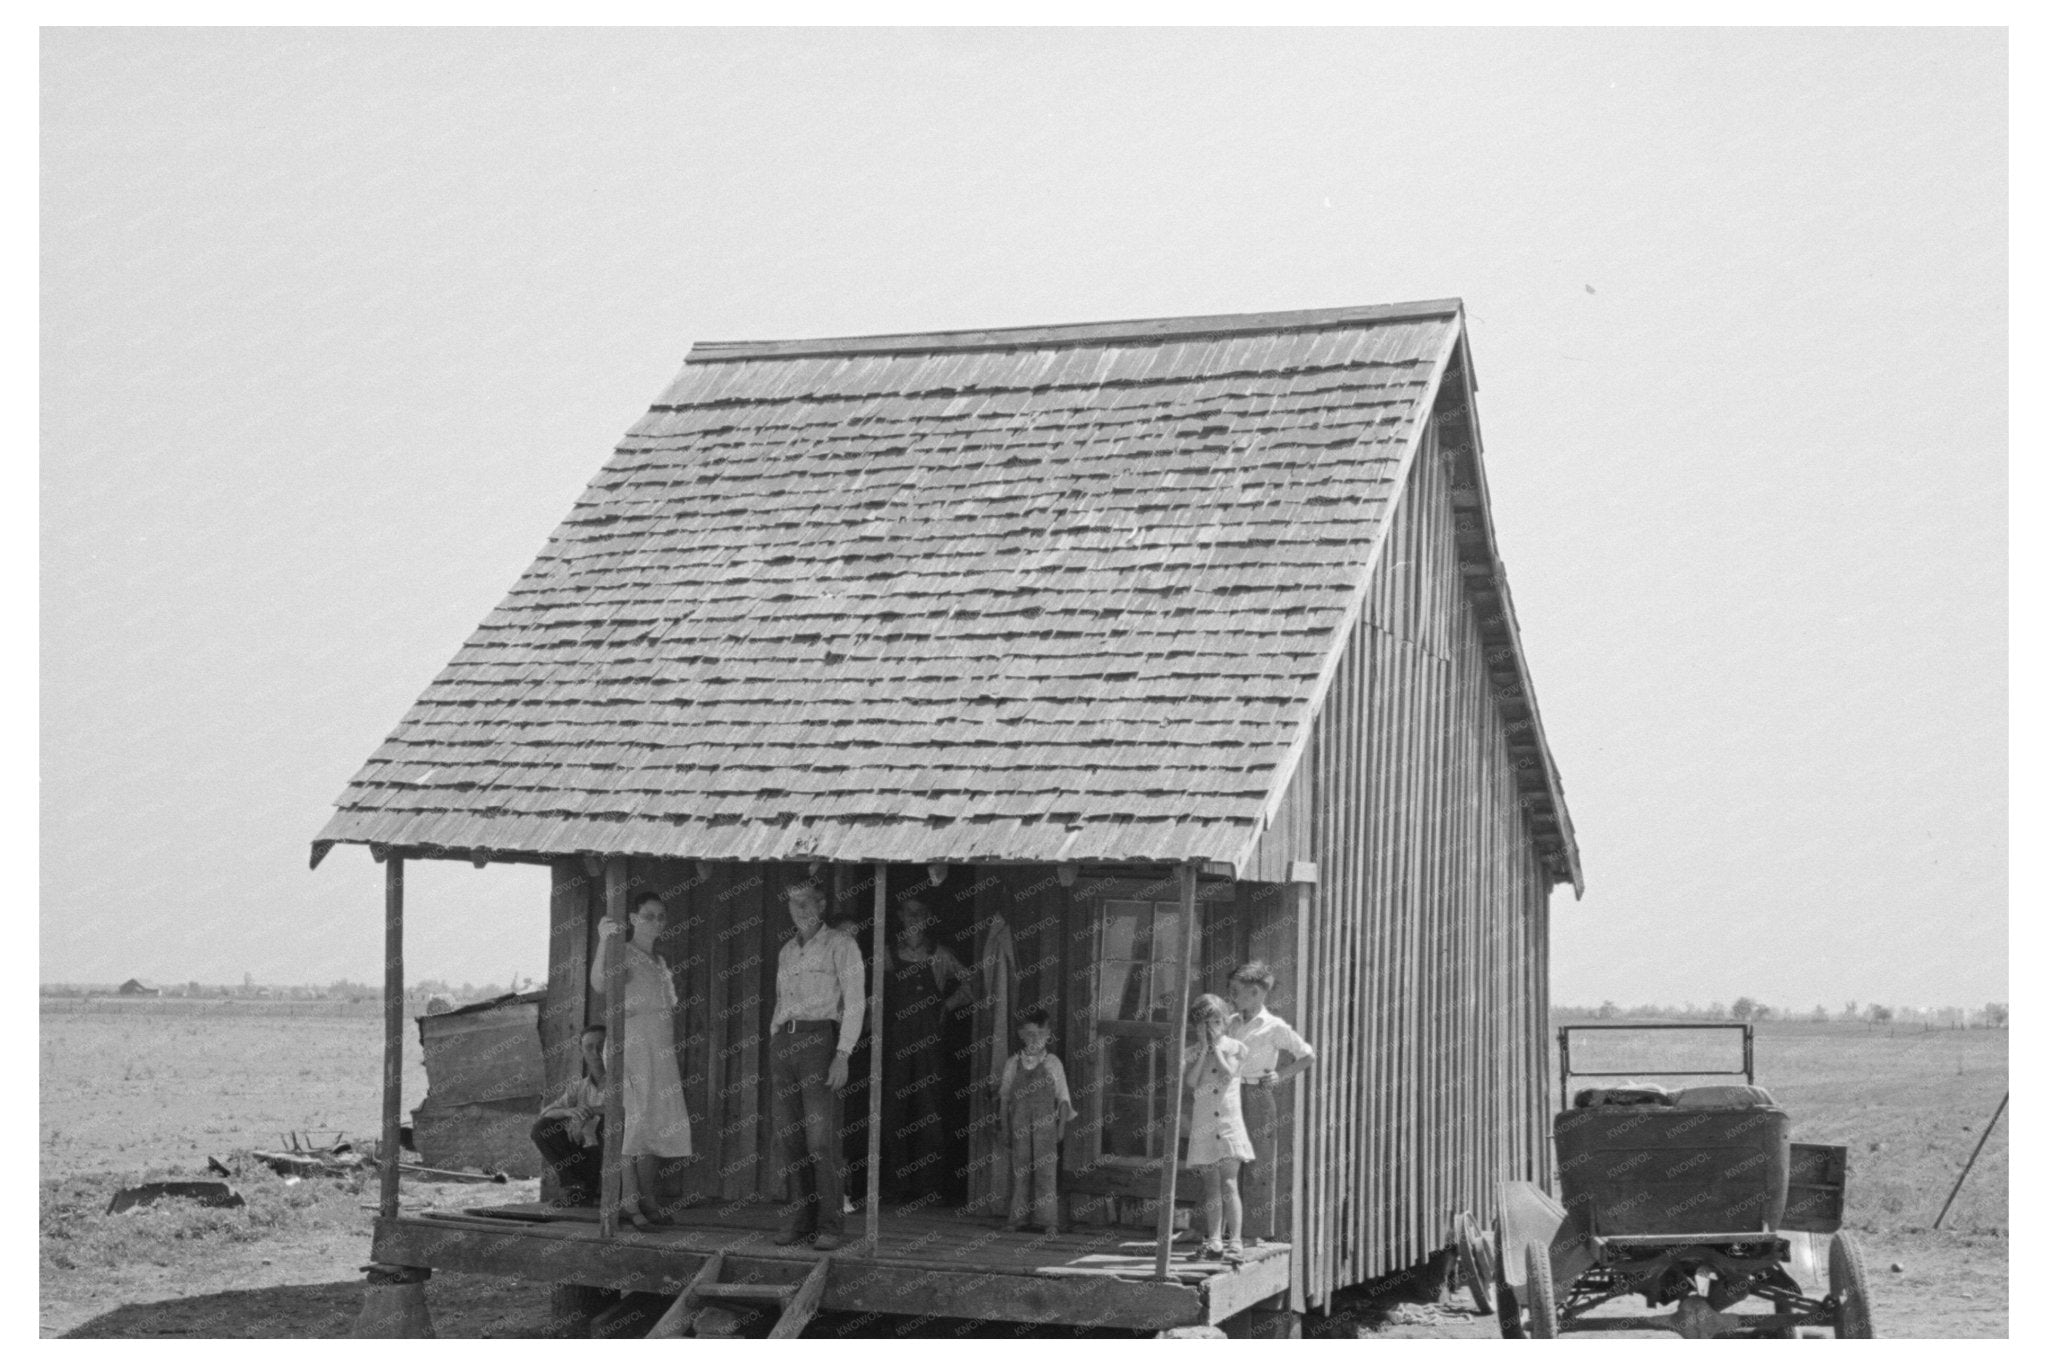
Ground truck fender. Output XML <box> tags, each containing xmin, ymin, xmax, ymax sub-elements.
<box><xmin>1493</xmin><ymin>1180</ymin><xmax>1565</xmax><ymax>1291</ymax></box>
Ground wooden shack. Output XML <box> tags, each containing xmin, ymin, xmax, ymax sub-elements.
<box><xmin>411</xmin><ymin>990</ymin><xmax>548</xmax><ymax>1178</ymax></box>
<box><xmin>314</xmin><ymin>299</ymin><xmax>1580</xmax><ymax>1335</ymax></box>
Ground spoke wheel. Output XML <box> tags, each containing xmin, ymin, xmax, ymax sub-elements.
<box><xmin>1525</xmin><ymin>1242</ymin><xmax>1560</xmax><ymax>1339</ymax></box>
<box><xmin>1828</xmin><ymin>1233</ymin><xmax>1875</xmax><ymax>1339</ymax></box>
<box><xmin>1456</xmin><ymin>1213</ymin><xmax>1495</xmax><ymax>1316</ymax></box>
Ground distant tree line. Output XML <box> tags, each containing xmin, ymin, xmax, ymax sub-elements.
<box><xmin>40</xmin><ymin>973</ymin><xmax>539</xmax><ymax>1006</ymax></box>
<box><xmin>1556</xmin><ymin>999</ymin><xmax>2007</xmax><ymax>1028</ymax></box>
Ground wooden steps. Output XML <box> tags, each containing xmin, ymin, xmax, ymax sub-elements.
<box><xmin>646</xmin><ymin>1252</ymin><xmax>831</xmax><ymax>1339</ymax></box>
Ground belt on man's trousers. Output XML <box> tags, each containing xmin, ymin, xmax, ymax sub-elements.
<box><xmin>776</xmin><ymin>1018</ymin><xmax>835</xmax><ymax>1033</ymax></box>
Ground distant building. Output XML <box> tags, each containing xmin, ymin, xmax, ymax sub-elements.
<box><xmin>116</xmin><ymin>978</ymin><xmax>158</xmax><ymax>996</ymax></box>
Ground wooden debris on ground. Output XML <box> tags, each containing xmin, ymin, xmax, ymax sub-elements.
<box><xmin>106</xmin><ymin>1181</ymin><xmax>245</xmax><ymax>1213</ymax></box>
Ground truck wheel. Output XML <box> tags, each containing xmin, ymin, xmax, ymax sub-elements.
<box><xmin>1495</xmin><ymin>1279</ymin><xmax>1525</xmax><ymax>1338</ymax></box>
<box><xmin>1494</xmin><ymin>1219</ymin><xmax>1525</xmax><ymax>1337</ymax></box>
<box><xmin>1829</xmin><ymin>1233</ymin><xmax>1874</xmax><ymax>1339</ymax></box>
<box><xmin>1524</xmin><ymin>1243</ymin><xmax>1560</xmax><ymax>1339</ymax></box>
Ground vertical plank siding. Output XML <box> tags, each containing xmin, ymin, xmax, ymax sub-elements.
<box><xmin>1296</xmin><ymin>419</ymin><xmax>1553</xmax><ymax>1308</ymax></box>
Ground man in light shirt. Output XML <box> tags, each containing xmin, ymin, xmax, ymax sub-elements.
<box><xmin>769</xmin><ymin>879</ymin><xmax>866</xmax><ymax>1250</ymax></box>
<box><xmin>530</xmin><ymin>1024</ymin><xmax>608</xmax><ymax>1208</ymax></box>
<box><xmin>1226</xmin><ymin>960</ymin><xmax>1316</xmax><ymax>1246</ymax></box>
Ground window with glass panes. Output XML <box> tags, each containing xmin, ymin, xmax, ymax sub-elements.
<box><xmin>1090</xmin><ymin>898</ymin><xmax>1187</xmax><ymax>1163</ymax></box>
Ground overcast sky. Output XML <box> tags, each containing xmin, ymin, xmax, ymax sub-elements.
<box><xmin>41</xmin><ymin>27</ymin><xmax>2005</xmax><ymax>1009</ymax></box>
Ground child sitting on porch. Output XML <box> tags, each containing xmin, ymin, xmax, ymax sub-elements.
<box><xmin>1183</xmin><ymin>993</ymin><xmax>1254</xmax><ymax>1264</ymax></box>
<box><xmin>999</xmin><ymin>1006</ymin><xmax>1076</xmax><ymax>1233</ymax></box>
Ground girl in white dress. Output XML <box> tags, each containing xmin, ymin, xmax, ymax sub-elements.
<box><xmin>1182</xmin><ymin>992</ymin><xmax>1254</xmax><ymax>1263</ymax></box>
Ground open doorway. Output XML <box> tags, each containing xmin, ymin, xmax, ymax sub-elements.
<box><xmin>835</xmin><ymin>865</ymin><xmax>980</xmax><ymax>1209</ymax></box>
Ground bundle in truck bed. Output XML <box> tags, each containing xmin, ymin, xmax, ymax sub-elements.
<box><xmin>1555</xmin><ymin>1103</ymin><xmax>1792</xmax><ymax>1236</ymax></box>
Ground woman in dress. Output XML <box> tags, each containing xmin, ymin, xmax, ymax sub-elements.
<box><xmin>1182</xmin><ymin>992</ymin><xmax>1254</xmax><ymax>1263</ymax></box>
<box><xmin>881</xmin><ymin>894</ymin><xmax>975</xmax><ymax>1200</ymax></box>
<box><xmin>592</xmin><ymin>892</ymin><xmax>692</xmax><ymax>1230</ymax></box>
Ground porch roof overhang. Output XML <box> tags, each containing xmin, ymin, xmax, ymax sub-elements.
<box><xmin>307</xmin><ymin>814</ymin><xmax>1262</xmax><ymax>875</ymax></box>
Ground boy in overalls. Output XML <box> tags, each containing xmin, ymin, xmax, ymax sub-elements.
<box><xmin>998</xmin><ymin>1006</ymin><xmax>1076</xmax><ymax>1233</ymax></box>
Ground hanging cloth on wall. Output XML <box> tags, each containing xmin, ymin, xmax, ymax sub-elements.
<box><xmin>980</xmin><ymin>913</ymin><xmax>1017</xmax><ymax>1075</ymax></box>
<box><xmin>969</xmin><ymin>912</ymin><xmax>1018</xmax><ymax>1211</ymax></box>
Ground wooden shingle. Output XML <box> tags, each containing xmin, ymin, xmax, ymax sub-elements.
<box><xmin>319</xmin><ymin>302</ymin><xmax>1493</xmax><ymax>869</ymax></box>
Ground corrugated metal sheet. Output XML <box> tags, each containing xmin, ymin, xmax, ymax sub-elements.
<box><xmin>318</xmin><ymin>306</ymin><xmax>1465</xmax><ymax>866</ymax></box>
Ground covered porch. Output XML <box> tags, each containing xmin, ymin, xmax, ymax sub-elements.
<box><xmin>352</xmin><ymin>848</ymin><xmax>1309</xmax><ymax>1334</ymax></box>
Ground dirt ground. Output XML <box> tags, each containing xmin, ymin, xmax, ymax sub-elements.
<box><xmin>41</xmin><ymin>1005</ymin><xmax>2008</xmax><ymax>1338</ymax></box>
<box><xmin>45</xmin><ymin>1214</ymin><xmax>2007</xmax><ymax>1339</ymax></box>
<box><xmin>40</xmin><ymin>1001</ymin><xmax>427</xmax><ymax>1176</ymax></box>
<box><xmin>1345</xmin><ymin>1228</ymin><xmax>2007</xmax><ymax>1340</ymax></box>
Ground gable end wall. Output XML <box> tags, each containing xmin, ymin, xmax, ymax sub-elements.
<box><xmin>1287</xmin><ymin>418</ymin><xmax>1553</xmax><ymax>1307</ymax></box>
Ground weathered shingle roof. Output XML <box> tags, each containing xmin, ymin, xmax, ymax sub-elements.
<box><xmin>316</xmin><ymin>300</ymin><xmax>1563</xmax><ymax>873</ymax></box>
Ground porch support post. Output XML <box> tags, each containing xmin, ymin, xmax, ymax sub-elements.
<box><xmin>1154</xmin><ymin>861</ymin><xmax>1200</xmax><ymax>1280</ymax></box>
<box><xmin>865</xmin><ymin>862</ymin><xmax>887</xmax><ymax>1250</ymax></box>
<box><xmin>599</xmin><ymin>858</ymin><xmax>628</xmax><ymax>1238</ymax></box>
<box><xmin>1288</xmin><ymin>877</ymin><xmax>1312</xmax><ymax>1313</ymax></box>
<box><xmin>380</xmin><ymin>853</ymin><xmax>405</xmax><ymax>1221</ymax></box>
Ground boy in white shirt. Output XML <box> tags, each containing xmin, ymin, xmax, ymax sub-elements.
<box><xmin>1226</xmin><ymin>961</ymin><xmax>1316</xmax><ymax>1246</ymax></box>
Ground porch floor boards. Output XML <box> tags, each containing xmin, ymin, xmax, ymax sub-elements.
<box><xmin>414</xmin><ymin>1197</ymin><xmax>1287</xmax><ymax>1287</ymax></box>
